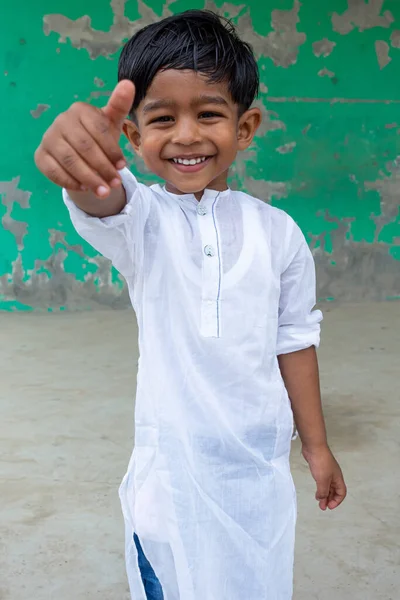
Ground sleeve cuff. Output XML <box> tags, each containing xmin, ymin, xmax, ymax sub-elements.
<box><xmin>277</xmin><ymin>310</ymin><xmax>322</xmax><ymax>355</ymax></box>
<box><xmin>62</xmin><ymin>167</ymin><xmax>140</xmax><ymax>227</ymax></box>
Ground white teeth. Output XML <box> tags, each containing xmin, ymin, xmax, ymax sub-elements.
<box><xmin>172</xmin><ymin>157</ymin><xmax>207</xmax><ymax>165</ymax></box>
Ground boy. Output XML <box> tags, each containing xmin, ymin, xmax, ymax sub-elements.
<box><xmin>35</xmin><ymin>10</ymin><xmax>346</xmax><ymax>600</ymax></box>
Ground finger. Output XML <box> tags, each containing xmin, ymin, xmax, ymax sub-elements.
<box><xmin>62</xmin><ymin>126</ymin><xmax>122</xmax><ymax>186</ymax></box>
<box><xmin>34</xmin><ymin>149</ymin><xmax>80</xmax><ymax>190</ymax></box>
<box><xmin>102</xmin><ymin>80</ymin><xmax>135</xmax><ymax>128</ymax></box>
<box><xmin>319</xmin><ymin>498</ymin><xmax>328</xmax><ymax>511</ymax></box>
<box><xmin>80</xmin><ymin>110</ymin><xmax>127</xmax><ymax>169</ymax></box>
<box><xmin>328</xmin><ymin>480</ymin><xmax>347</xmax><ymax>510</ymax></box>
<box><xmin>45</xmin><ymin>138</ymin><xmax>111</xmax><ymax>197</ymax></box>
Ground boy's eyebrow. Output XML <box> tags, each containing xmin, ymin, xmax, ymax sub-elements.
<box><xmin>194</xmin><ymin>95</ymin><xmax>229</xmax><ymax>107</ymax></box>
<box><xmin>142</xmin><ymin>95</ymin><xmax>229</xmax><ymax>114</ymax></box>
<box><xmin>142</xmin><ymin>99</ymin><xmax>175</xmax><ymax>114</ymax></box>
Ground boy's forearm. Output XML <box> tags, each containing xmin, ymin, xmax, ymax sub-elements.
<box><xmin>278</xmin><ymin>346</ymin><xmax>328</xmax><ymax>451</ymax></box>
<box><xmin>67</xmin><ymin>185</ymin><xmax>127</xmax><ymax>218</ymax></box>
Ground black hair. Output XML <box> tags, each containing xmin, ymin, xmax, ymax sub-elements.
<box><xmin>118</xmin><ymin>9</ymin><xmax>259</xmax><ymax>117</ymax></box>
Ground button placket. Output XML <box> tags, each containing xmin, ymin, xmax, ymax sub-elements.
<box><xmin>197</xmin><ymin>195</ymin><xmax>222</xmax><ymax>338</ymax></box>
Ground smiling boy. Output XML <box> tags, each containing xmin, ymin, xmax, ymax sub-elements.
<box><xmin>35</xmin><ymin>10</ymin><xmax>346</xmax><ymax>600</ymax></box>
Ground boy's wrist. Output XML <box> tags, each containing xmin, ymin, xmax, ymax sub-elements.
<box><xmin>301</xmin><ymin>441</ymin><xmax>330</xmax><ymax>457</ymax></box>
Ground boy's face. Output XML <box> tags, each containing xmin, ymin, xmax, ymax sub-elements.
<box><xmin>124</xmin><ymin>70</ymin><xmax>261</xmax><ymax>198</ymax></box>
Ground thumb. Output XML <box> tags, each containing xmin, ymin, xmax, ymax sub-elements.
<box><xmin>315</xmin><ymin>477</ymin><xmax>331</xmax><ymax>511</ymax></box>
<box><xmin>102</xmin><ymin>80</ymin><xmax>135</xmax><ymax>128</ymax></box>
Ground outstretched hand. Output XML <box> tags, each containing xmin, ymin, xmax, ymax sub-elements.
<box><xmin>34</xmin><ymin>80</ymin><xmax>135</xmax><ymax>197</ymax></box>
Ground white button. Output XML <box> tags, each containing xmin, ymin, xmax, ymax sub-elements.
<box><xmin>197</xmin><ymin>205</ymin><xmax>207</xmax><ymax>216</ymax></box>
<box><xmin>204</xmin><ymin>245</ymin><xmax>215</xmax><ymax>257</ymax></box>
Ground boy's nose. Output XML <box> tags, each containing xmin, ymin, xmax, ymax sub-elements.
<box><xmin>171</xmin><ymin>118</ymin><xmax>201</xmax><ymax>145</ymax></box>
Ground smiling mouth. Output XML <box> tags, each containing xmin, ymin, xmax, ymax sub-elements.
<box><xmin>170</xmin><ymin>156</ymin><xmax>209</xmax><ymax>165</ymax></box>
<box><xmin>167</xmin><ymin>155</ymin><xmax>213</xmax><ymax>173</ymax></box>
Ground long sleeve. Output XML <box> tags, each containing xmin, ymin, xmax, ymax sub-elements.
<box><xmin>63</xmin><ymin>168</ymin><xmax>152</xmax><ymax>278</ymax></box>
<box><xmin>277</xmin><ymin>222</ymin><xmax>322</xmax><ymax>355</ymax></box>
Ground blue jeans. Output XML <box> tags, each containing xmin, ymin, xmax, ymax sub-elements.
<box><xmin>134</xmin><ymin>534</ymin><xmax>164</xmax><ymax>600</ymax></box>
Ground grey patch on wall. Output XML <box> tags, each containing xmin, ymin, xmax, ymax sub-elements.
<box><xmin>30</xmin><ymin>104</ymin><xmax>50</xmax><ymax>119</ymax></box>
<box><xmin>253</xmin><ymin>100</ymin><xmax>286</xmax><ymax>135</ymax></box>
<box><xmin>235</xmin><ymin>0</ymin><xmax>306</xmax><ymax>67</ymax></box>
<box><xmin>312</xmin><ymin>38</ymin><xmax>336</xmax><ymax>58</ymax></box>
<box><xmin>0</xmin><ymin>228</ymin><xmax>130</xmax><ymax>310</ymax></box>
<box><xmin>43</xmin><ymin>0</ymin><xmax>176</xmax><ymax>60</ymax></box>
<box><xmin>94</xmin><ymin>77</ymin><xmax>105</xmax><ymax>87</ymax></box>
<box><xmin>231</xmin><ymin>149</ymin><xmax>288</xmax><ymax>201</ymax></box>
<box><xmin>49</xmin><ymin>229</ymin><xmax>85</xmax><ymax>257</ymax></box>
<box><xmin>375</xmin><ymin>40</ymin><xmax>391</xmax><ymax>69</ymax></box>
<box><xmin>45</xmin><ymin>0</ymin><xmax>305</xmax><ymax>67</ymax></box>
<box><xmin>391</xmin><ymin>30</ymin><xmax>400</xmax><ymax>49</ymax></box>
<box><xmin>365</xmin><ymin>156</ymin><xmax>400</xmax><ymax>239</ymax></box>
<box><xmin>332</xmin><ymin>0</ymin><xmax>394</xmax><ymax>35</ymax></box>
<box><xmin>318</xmin><ymin>68</ymin><xmax>335</xmax><ymax>78</ymax></box>
<box><xmin>311</xmin><ymin>155</ymin><xmax>400</xmax><ymax>301</ymax></box>
<box><xmin>203</xmin><ymin>0</ymin><xmax>245</xmax><ymax>20</ymax></box>
<box><xmin>276</xmin><ymin>142</ymin><xmax>296</xmax><ymax>154</ymax></box>
<box><xmin>0</xmin><ymin>178</ymin><xmax>31</xmax><ymax>249</ymax></box>
<box><xmin>313</xmin><ymin>213</ymin><xmax>399</xmax><ymax>302</ymax></box>
<box><xmin>86</xmin><ymin>89</ymin><xmax>112</xmax><ymax>102</ymax></box>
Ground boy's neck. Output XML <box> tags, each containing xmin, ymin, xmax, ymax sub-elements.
<box><xmin>165</xmin><ymin>171</ymin><xmax>230</xmax><ymax>202</ymax></box>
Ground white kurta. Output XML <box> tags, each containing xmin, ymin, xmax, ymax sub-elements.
<box><xmin>64</xmin><ymin>168</ymin><xmax>322</xmax><ymax>600</ymax></box>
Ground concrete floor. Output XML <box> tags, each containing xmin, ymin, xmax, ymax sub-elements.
<box><xmin>0</xmin><ymin>303</ymin><xmax>399</xmax><ymax>600</ymax></box>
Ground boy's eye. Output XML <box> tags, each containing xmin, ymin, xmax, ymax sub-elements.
<box><xmin>151</xmin><ymin>115</ymin><xmax>174</xmax><ymax>123</ymax></box>
<box><xmin>199</xmin><ymin>111</ymin><xmax>222</xmax><ymax>119</ymax></box>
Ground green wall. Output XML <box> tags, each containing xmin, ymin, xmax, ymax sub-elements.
<box><xmin>1</xmin><ymin>0</ymin><xmax>399</xmax><ymax>310</ymax></box>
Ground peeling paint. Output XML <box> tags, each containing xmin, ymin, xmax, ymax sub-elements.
<box><xmin>94</xmin><ymin>77</ymin><xmax>105</xmax><ymax>87</ymax></box>
<box><xmin>313</xmin><ymin>217</ymin><xmax>400</xmax><ymax>302</ymax></box>
<box><xmin>332</xmin><ymin>0</ymin><xmax>394</xmax><ymax>35</ymax></box>
<box><xmin>48</xmin><ymin>229</ymin><xmax>85</xmax><ymax>257</ymax></box>
<box><xmin>203</xmin><ymin>0</ymin><xmax>245</xmax><ymax>19</ymax></box>
<box><xmin>30</xmin><ymin>104</ymin><xmax>50</xmax><ymax>119</ymax></box>
<box><xmin>0</xmin><ymin>229</ymin><xmax>129</xmax><ymax>311</ymax></box>
<box><xmin>86</xmin><ymin>89</ymin><xmax>112</xmax><ymax>102</ymax></box>
<box><xmin>365</xmin><ymin>157</ymin><xmax>400</xmax><ymax>239</ymax></box>
<box><xmin>313</xmin><ymin>38</ymin><xmax>336</xmax><ymax>58</ymax></box>
<box><xmin>43</xmin><ymin>0</ymin><xmax>177</xmax><ymax>60</ymax></box>
<box><xmin>318</xmin><ymin>68</ymin><xmax>336</xmax><ymax>78</ymax></box>
<box><xmin>276</xmin><ymin>142</ymin><xmax>296</xmax><ymax>154</ymax></box>
<box><xmin>2</xmin><ymin>0</ymin><xmax>400</xmax><ymax>310</ymax></box>
<box><xmin>249</xmin><ymin>99</ymin><xmax>287</xmax><ymax>137</ymax></box>
<box><xmin>375</xmin><ymin>40</ymin><xmax>391</xmax><ymax>70</ymax></box>
<box><xmin>390</xmin><ymin>30</ymin><xmax>400</xmax><ymax>49</ymax></box>
<box><xmin>236</xmin><ymin>0</ymin><xmax>306</xmax><ymax>67</ymax></box>
<box><xmin>0</xmin><ymin>178</ymin><xmax>31</xmax><ymax>249</ymax></box>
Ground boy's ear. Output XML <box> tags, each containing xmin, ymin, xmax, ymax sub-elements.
<box><xmin>237</xmin><ymin>107</ymin><xmax>262</xmax><ymax>151</ymax></box>
<box><xmin>123</xmin><ymin>119</ymin><xmax>142</xmax><ymax>156</ymax></box>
